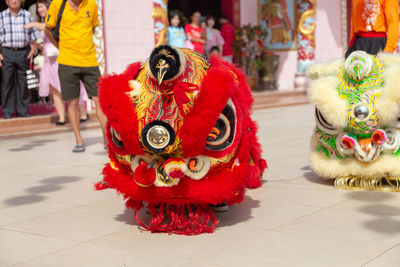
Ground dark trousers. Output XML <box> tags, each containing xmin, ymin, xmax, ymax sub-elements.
<box><xmin>1</xmin><ymin>47</ymin><xmax>30</xmax><ymax>117</ymax></box>
<box><xmin>345</xmin><ymin>36</ymin><xmax>387</xmax><ymax>58</ymax></box>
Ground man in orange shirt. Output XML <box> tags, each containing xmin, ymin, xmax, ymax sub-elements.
<box><xmin>345</xmin><ymin>0</ymin><xmax>399</xmax><ymax>58</ymax></box>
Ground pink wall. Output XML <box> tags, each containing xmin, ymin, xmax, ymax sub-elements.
<box><xmin>315</xmin><ymin>1</ymin><xmax>343</xmax><ymax>61</ymax></box>
<box><xmin>102</xmin><ymin>0</ymin><xmax>344</xmax><ymax>90</ymax></box>
<box><xmin>240</xmin><ymin>0</ymin><xmax>258</xmax><ymax>25</ymax></box>
<box><xmin>241</xmin><ymin>0</ymin><xmax>344</xmax><ymax>90</ymax></box>
<box><xmin>103</xmin><ymin>0</ymin><xmax>154</xmax><ymax>73</ymax></box>
<box><xmin>240</xmin><ymin>0</ymin><xmax>297</xmax><ymax>90</ymax></box>
<box><xmin>275</xmin><ymin>51</ymin><xmax>298</xmax><ymax>91</ymax></box>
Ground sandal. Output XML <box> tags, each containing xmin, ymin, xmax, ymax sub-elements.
<box><xmin>80</xmin><ymin>114</ymin><xmax>89</xmax><ymax>123</ymax></box>
<box><xmin>72</xmin><ymin>144</ymin><xmax>85</xmax><ymax>153</ymax></box>
<box><xmin>56</xmin><ymin>121</ymin><xmax>66</xmax><ymax>126</ymax></box>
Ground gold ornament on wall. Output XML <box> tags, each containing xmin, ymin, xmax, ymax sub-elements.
<box><xmin>152</xmin><ymin>0</ymin><xmax>169</xmax><ymax>46</ymax></box>
<box><xmin>94</xmin><ymin>0</ymin><xmax>106</xmax><ymax>74</ymax></box>
<box><xmin>298</xmin><ymin>0</ymin><xmax>316</xmax><ymax>47</ymax></box>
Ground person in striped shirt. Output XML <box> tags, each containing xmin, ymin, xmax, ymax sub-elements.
<box><xmin>0</xmin><ymin>0</ymin><xmax>39</xmax><ymax>119</ymax></box>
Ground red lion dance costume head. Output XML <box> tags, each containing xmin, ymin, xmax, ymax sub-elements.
<box><xmin>99</xmin><ymin>45</ymin><xmax>266</xmax><ymax>235</ymax></box>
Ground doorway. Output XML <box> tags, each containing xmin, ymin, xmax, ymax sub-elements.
<box><xmin>167</xmin><ymin>0</ymin><xmax>240</xmax><ymax>27</ymax></box>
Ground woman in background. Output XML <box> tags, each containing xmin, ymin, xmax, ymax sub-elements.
<box><xmin>185</xmin><ymin>11</ymin><xmax>206</xmax><ymax>54</ymax></box>
<box><xmin>205</xmin><ymin>15</ymin><xmax>224</xmax><ymax>56</ymax></box>
<box><xmin>25</xmin><ymin>0</ymin><xmax>89</xmax><ymax>125</ymax></box>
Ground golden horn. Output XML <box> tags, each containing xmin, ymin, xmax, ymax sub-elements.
<box><xmin>156</xmin><ymin>59</ymin><xmax>169</xmax><ymax>85</ymax></box>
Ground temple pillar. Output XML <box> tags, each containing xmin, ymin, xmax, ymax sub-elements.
<box><xmin>152</xmin><ymin>0</ymin><xmax>169</xmax><ymax>46</ymax></box>
<box><xmin>294</xmin><ymin>0</ymin><xmax>316</xmax><ymax>91</ymax></box>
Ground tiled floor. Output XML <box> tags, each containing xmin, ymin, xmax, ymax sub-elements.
<box><xmin>1</xmin><ymin>104</ymin><xmax>399</xmax><ymax>267</ymax></box>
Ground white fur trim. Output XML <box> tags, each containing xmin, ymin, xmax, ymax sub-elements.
<box><xmin>376</xmin><ymin>63</ymin><xmax>400</xmax><ymax>126</ymax></box>
<box><xmin>127</xmin><ymin>80</ymin><xmax>142</xmax><ymax>98</ymax></box>
<box><xmin>310</xmin><ymin>151</ymin><xmax>400</xmax><ymax>179</ymax></box>
<box><xmin>307</xmin><ymin>59</ymin><xmax>344</xmax><ymax>79</ymax></box>
<box><xmin>147</xmin><ymin>47</ymin><xmax>187</xmax><ymax>83</ymax></box>
<box><xmin>377</xmin><ymin>52</ymin><xmax>400</xmax><ymax>67</ymax></box>
<box><xmin>308</xmin><ymin>76</ymin><xmax>348</xmax><ymax>129</ymax></box>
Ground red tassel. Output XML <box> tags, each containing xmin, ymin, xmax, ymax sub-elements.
<box><xmin>134</xmin><ymin>203</ymin><xmax>218</xmax><ymax>235</ymax></box>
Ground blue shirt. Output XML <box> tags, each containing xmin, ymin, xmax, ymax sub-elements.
<box><xmin>0</xmin><ymin>8</ymin><xmax>39</xmax><ymax>48</ymax></box>
<box><xmin>167</xmin><ymin>26</ymin><xmax>186</xmax><ymax>48</ymax></box>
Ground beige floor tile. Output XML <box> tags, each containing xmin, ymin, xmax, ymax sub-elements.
<box><xmin>285</xmin><ymin>170</ymin><xmax>335</xmax><ymax>188</ymax></box>
<box><xmin>0</xmin><ymin>201</ymin><xmax>75</xmax><ymax>226</ymax></box>
<box><xmin>364</xmin><ymin>244</ymin><xmax>400</xmax><ymax>267</ymax></box>
<box><xmin>3</xmin><ymin>198</ymin><xmax>131</xmax><ymax>242</ymax></box>
<box><xmin>215</xmin><ymin>195</ymin><xmax>321</xmax><ymax>230</ymax></box>
<box><xmin>272</xmin><ymin>192</ymin><xmax>400</xmax><ymax>246</ymax></box>
<box><xmin>206</xmin><ymin>228</ymin><xmax>392</xmax><ymax>267</ymax></box>
<box><xmin>257</xmin><ymin>182</ymin><xmax>359</xmax><ymax>208</ymax></box>
<box><xmin>13</xmin><ymin>242</ymin><xmax>191</xmax><ymax>267</ymax></box>
<box><xmin>0</xmin><ymin>229</ymin><xmax>76</xmax><ymax>266</ymax></box>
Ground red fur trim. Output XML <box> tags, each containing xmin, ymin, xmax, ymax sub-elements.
<box><xmin>99</xmin><ymin>63</ymin><xmax>144</xmax><ymax>155</ymax></box>
<box><xmin>181</xmin><ymin>56</ymin><xmax>236</xmax><ymax>158</ymax></box>
<box><xmin>134</xmin><ymin>203</ymin><xmax>217</xmax><ymax>235</ymax></box>
<box><xmin>244</xmin><ymin>119</ymin><xmax>266</xmax><ymax>189</ymax></box>
<box><xmin>122</xmin><ymin>62</ymin><xmax>143</xmax><ymax>78</ymax></box>
<box><xmin>94</xmin><ymin>181</ymin><xmax>109</xmax><ymax>191</ymax></box>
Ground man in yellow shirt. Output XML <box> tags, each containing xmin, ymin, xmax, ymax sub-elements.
<box><xmin>346</xmin><ymin>0</ymin><xmax>399</xmax><ymax>58</ymax></box>
<box><xmin>45</xmin><ymin>0</ymin><xmax>106</xmax><ymax>152</ymax></box>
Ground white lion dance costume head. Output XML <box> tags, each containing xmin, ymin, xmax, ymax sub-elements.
<box><xmin>308</xmin><ymin>51</ymin><xmax>400</xmax><ymax>191</ymax></box>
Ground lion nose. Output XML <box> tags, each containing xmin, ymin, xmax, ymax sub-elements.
<box><xmin>141</xmin><ymin>121</ymin><xmax>175</xmax><ymax>154</ymax></box>
<box><xmin>358</xmin><ymin>138</ymin><xmax>372</xmax><ymax>153</ymax></box>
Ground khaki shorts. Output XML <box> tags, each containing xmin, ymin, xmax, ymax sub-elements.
<box><xmin>58</xmin><ymin>64</ymin><xmax>101</xmax><ymax>101</ymax></box>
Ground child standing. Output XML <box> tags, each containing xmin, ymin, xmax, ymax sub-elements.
<box><xmin>167</xmin><ymin>10</ymin><xmax>186</xmax><ymax>48</ymax></box>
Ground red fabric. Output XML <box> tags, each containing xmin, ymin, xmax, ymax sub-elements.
<box><xmin>185</xmin><ymin>24</ymin><xmax>204</xmax><ymax>54</ymax></box>
<box><xmin>134</xmin><ymin>203</ymin><xmax>217</xmax><ymax>235</ymax></box>
<box><xmin>98</xmin><ymin>62</ymin><xmax>144</xmax><ymax>156</ymax></box>
<box><xmin>180</xmin><ymin>56</ymin><xmax>235</xmax><ymax>158</ymax></box>
<box><xmin>220</xmin><ymin>22</ymin><xmax>235</xmax><ymax>56</ymax></box>
<box><xmin>173</xmin><ymin>82</ymin><xmax>199</xmax><ymax>114</ymax></box>
<box><xmin>349</xmin><ymin>32</ymin><xmax>387</xmax><ymax>47</ymax></box>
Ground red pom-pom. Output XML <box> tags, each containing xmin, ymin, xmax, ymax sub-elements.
<box><xmin>134</xmin><ymin>163</ymin><xmax>156</xmax><ymax>187</ymax></box>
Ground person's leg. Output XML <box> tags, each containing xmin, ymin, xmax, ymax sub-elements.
<box><xmin>67</xmin><ymin>97</ymin><xmax>84</xmax><ymax>146</ymax></box>
<box><xmin>58</xmin><ymin>64</ymin><xmax>83</xmax><ymax>150</ymax></box>
<box><xmin>15</xmin><ymin>49</ymin><xmax>30</xmax><ymax>117</ymax></box>
<box><xmin>1</xmin><ymin>49</ymin><xmax>16</xmax><ymax>118</ymax></box>
<box><xmin>81</xmin><ymin>66</ymin><xmax>107</xmax><ymax>145</ymax></box>
<box><xmin>50</xmin><ymin>85</ymin><xmax>66</xmax><ymax>123</ymax></box>
<box><xmin>78</xmin><ymin>103</ymin><xmax>88</xmax><ymax>121</ymax></box>
<box><xmin>91</xmin><ymin>96</ymin><xmax>107</xmax><ymax>140</ymax></box>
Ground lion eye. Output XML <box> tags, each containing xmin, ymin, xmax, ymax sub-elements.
<box><xmin>206</xmin><ymin>100</ymin><xmax>236</xmax><ymax>151</ymax></box>
<box><xmin>110</xmin><ymin>127</ymin><xmax>124</xmax><ymax>147</ymax></box>
<box><xmin>315</xmin><ymin>108</ymin><xmax>338</xmax><ymax>133</ymax></box>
